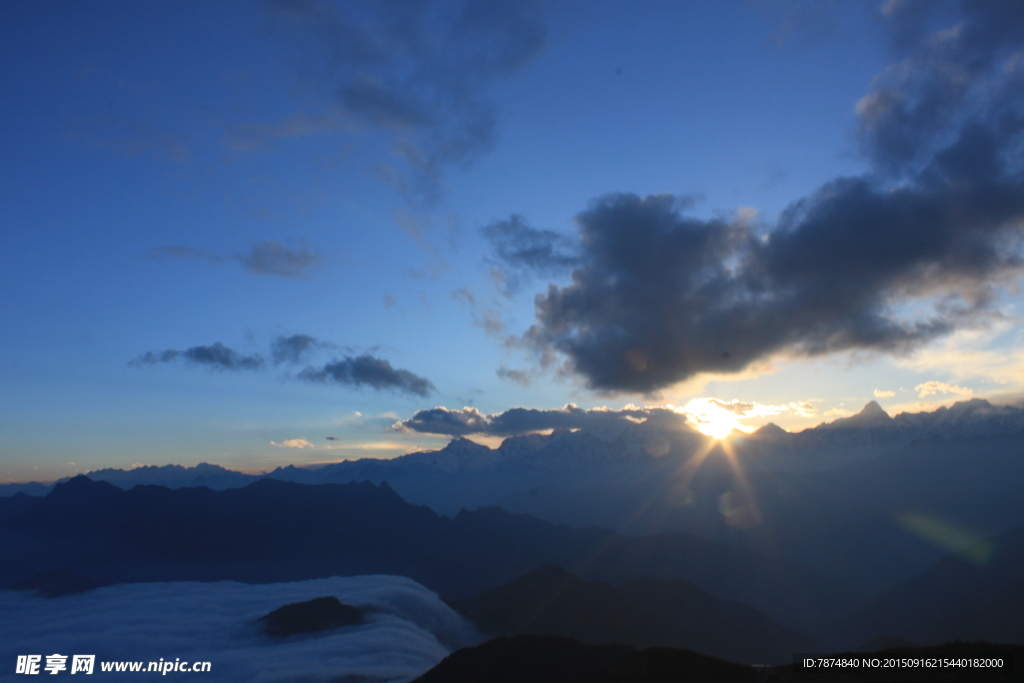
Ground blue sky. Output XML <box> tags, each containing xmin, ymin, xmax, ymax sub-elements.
<box><xmin>4</xmin><ymin>0</ymin><xmax>1024</xmax><ymax>482</ymax></box>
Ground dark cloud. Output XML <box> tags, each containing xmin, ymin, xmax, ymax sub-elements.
<box><xmin>395</xmin><ymin>404</ymin><xmax>682</xmax><ymax>437</ymax></box>
<box><xmin>131</xmin><ymin>343</ymin><xmax>265</xmax><ymax>371</ymax></box>
<box><xmin>131</xmin><ymin>337</ymin><xmax>432</xmax><ymax>398</ymax></box>
<box><xmin>268</xmin><ymin>0</ymin><xmax>547</xmax><ymax>204</ymax></box>
<box><xmin>482</xmin><ymin>214</ymin><xmax>578</xmax><ymax>294</ymax></box>
<box><xmin>271</xmin><ymin>334</ymin><xmax>335</xmax><ymax>364</ymax></box>
<box><xmin>515</xmin><ymin>1</ymin><xmax>1024</xmax><ymax>393</ymax></box>
<box><xmin>299</xmin><ymin>355</ymin><xmax>435</xmax><ymax>397</ymax></box>
<box><xmin>145</xmin><ymin>240</ymin><xmax>321</xmax><ymax>279</ymax></box>
<box><xmin>325</xmin><ymin>436</ymin><xmax>339</xmax><ymax>441</ymax></box>
<box><xmin>859</xmin><ymin>0</ymin><xmax>1024</xmax><ymax>174</ymax></box>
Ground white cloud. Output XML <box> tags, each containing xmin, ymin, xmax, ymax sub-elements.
<box><xmin>873</xmin><ymin>389</ymin><xmax>896</xmax><ymax>398</ymax></box>
<box><xmin>0</xmin><ymin>576</ymin><xmax>479</xmax><ymax>682</ymax></box>
<box><xmin>270</xmin><ymin>439</ymin><xmax>314</xmax><ymax>449</ymax></box>
<box><xmin>915</xmin><ymin>381</ymin><xmax>973</xmax><ymax>398</ymax></box>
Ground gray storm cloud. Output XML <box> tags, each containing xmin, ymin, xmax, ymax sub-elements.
<box><xmin>507</xmin><ymin>0</ymin><xmax>1024</xmax><ymax>393</ymax></box>
<box><xmin>0</xmin><ymin>576</ymin><xmax>479</xmax><ymax>683</ymax></box>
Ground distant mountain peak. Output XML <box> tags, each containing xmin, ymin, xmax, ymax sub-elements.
<box><xmin>826</xmin><ymin>400</ymin><xmax>892</xmax><ymax>428</ymax></box>
<box><xmin>859</xmin><ymin>400</ymin><xmax>889</xmax><ymax>418</ymax></box>
<box><xmin>752</xmin><ymin>422</ymin><xmax>789</xmax><ymax>439</ymax></box>
<box><xmin>442</xmin><ymin>437</ymin><xmax>490</xmax><ymax>453</ymax></box>
<box><xmin>47</xmin><ymin>475</ymin><xmax>122</xmax><ymax>501</ymax></box>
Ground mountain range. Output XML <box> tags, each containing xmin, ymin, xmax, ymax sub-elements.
<box><xmin>0</xmin><ymin>476</ymin><xmax>849</xmax><ymax>630</ymax></box>
<box><xmin>5</xmin><ymin>399</ymin><xmax>1023</xmax><ymax>601</ymax></box>
<box><xmin>4</xmin><ymin>472</ymin><xmax>1023</xmax><ymax>656</ymax></box>
<box><xmin>5</xmin><ymin>399</ymin><xmax>1023</xmax><ymax>501</ymax></box>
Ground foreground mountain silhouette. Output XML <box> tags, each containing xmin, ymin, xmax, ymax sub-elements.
<box><xmin>836</xmin><ymin>525</ymin><xmax>1024</xmax><ymax>647</ymax></box>
<box><xmin>449</xmin><ymin>564</ymin><xmax>821</xmax><ymax>664</ymax></box>
<box><xmin>0</xmin><ymin>476</ymin><xmax>850</xmax><ymax>629</ymax></box>
<box><xmin>414</xmin><ymin>635</ymin><xmax>1024</xmax><ymax>683</ymax></box>
<box><xmin>412</xmin><ymin>634</ymin><xmax>761</xmax><ymax>683</ymax></box>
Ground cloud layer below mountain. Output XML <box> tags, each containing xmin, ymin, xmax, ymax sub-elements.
<box><xmin>0</xmin><ymin>576</ymin><xmax>478</xmax><ymax>683</ymax></box>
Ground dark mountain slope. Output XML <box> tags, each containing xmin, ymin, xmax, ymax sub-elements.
<box><xmin>412</xmin><ymin>634</ymin><xmax>760</xmax><ymax>683</ymax></box>
<box><xmin>835</xmin><ymin>525</ymin><xmax>1024</xmax><ymax>647</ymax></box>
<box><xmin>450</xmin><ymin>564</ymin><xmax>822</xmax><ymax>664</ymax></box>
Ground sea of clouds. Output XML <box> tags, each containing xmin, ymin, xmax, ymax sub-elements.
<box><xmin>0</xmin><ymin>575</ymin><xmax>480</xmax><ymax>682</ymax></box>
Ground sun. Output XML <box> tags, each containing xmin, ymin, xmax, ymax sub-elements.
<box><xmin>676</xmin><ymin>398</ymin><xmax>745</xmax><ymax>440</ymax></box>
<box><xmin>693</xmin><ymin>419</ymin><xmax>738</xmax><ymax>440</ymax></box>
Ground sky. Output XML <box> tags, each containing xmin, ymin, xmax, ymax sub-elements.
<box><xmin>3</xmin><ymin>0</ymin><xmax>1024</xmax><ymax>482</ymax></box>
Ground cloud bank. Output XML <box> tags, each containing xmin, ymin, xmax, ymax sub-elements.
<box><xmin>0</xmin><ymin>576</ymin><xmax>479</xmax><ymax>683</ymax></box>
<box><xmin>394</xmin><ymin>403</ymin><xmax>683</xmax><ymax>437</ymax></box>
<box><xmin>504</xmin><ymin>1</ymin><xmax>1024</xmax><ymax>393</ymax></box>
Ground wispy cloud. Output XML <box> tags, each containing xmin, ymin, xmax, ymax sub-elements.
<box><xmin>271</xmin><ymin>334</ymin><xmax>338</xmax><ymax>365</ymax></box>
<box><xmin>915</xmin><ymin>381</ymin><xmax>972</xmax><ymax>398</ymax></box>
<box><xmin>264</xmin><ymin>0</ymin><xmax>548</xmax><ymax>205</ymax></box>
<box><xmin>132</xmin><ymin>336</ymin><xmax>433</xmax><ymax>397</ymax></box>
<box><xmin>130</xmin><ymin>342</ymin><xmax>265</xmax><ymax>371</ymax></box>
<box><xmin>145</xmin><ymin>240</ymin><xmax>321</xmax><ymax>279</ymax></box>
<box><xmin>238</xmin><ymin>241</ymin><xmax>321</xmax><ymax>278</ymax></box>
<box><xmin>482</xmin><ymin>214</ymin><xmax>578</xmax><ymax>294</ymax></box>
<box><xmin>873</xmin><ymin>389</ymin><xmax>896</xmax><ymax>398</ymax></box>
<box><xmin>270</xmin><ymin>438</ymin><xmax>314</xmax><ymax>449</ymax></box>
<box><xmin>300</xmin><ymin>355</ymin><xmax>435</xmax><ymax>397</ymax></box>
